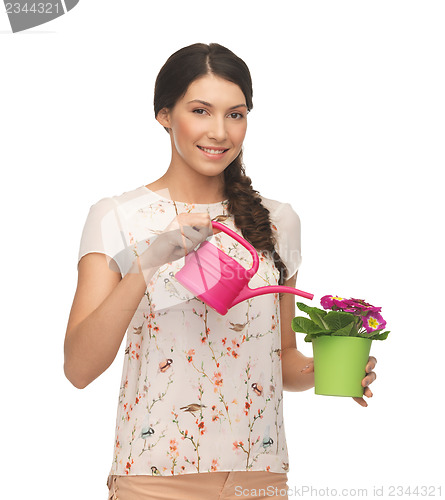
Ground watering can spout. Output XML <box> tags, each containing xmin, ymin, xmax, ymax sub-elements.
<box><xmin>231</xmin><ymin>284</ymin><xmax>314</xmax><ymax>308</ymax></box>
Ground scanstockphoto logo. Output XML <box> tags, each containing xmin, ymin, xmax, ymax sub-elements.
<box><xmin>4</xmin><ymin>0</ymin><xmax>79</xmax><ymax>33</ymax></box>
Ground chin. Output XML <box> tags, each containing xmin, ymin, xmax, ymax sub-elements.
<box><xmin>194</xmin><ymin>161</ymin><xmax>230</xmax><ymax>175</ymax></box>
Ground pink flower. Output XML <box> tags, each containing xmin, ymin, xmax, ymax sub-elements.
<box><xmin>342</xmin><ymin>298</ymin><xmax>382</xmax><ymax>315</ymax></box>
<box><xmin>362</xmin><ymin>312</ymin><xmax>386</xmax><ymax>333</ymax></box>
<box><xmin>321</xmin><ymin>296</ymin><xmax>382</xmax><ymax>316</ymax></box>
<box><xmin>320</xmin><ymin>295</ymin><xmax>347</xmax><ymax>310</ymax></box>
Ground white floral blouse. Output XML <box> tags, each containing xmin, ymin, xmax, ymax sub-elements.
<box><xmin>77</xmin><ymin>186</ymin><xmax>302</xmax><ymax>481</ymax></box>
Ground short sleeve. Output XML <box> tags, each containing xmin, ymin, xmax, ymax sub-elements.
<box><xmin>77</xmin><ymin>197</ymin><xmax>134</xmax><ymax>276</ymax></box>
<box><xmin>271</xmin><ymin>202</ymin><xmax>302</xmax><ymax>279</ymax></box>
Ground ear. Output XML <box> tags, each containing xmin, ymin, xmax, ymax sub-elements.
<box><xmin>156</xmin><ymin>108</ymin><xmax>171</xmax><ymax>131</ymax></box>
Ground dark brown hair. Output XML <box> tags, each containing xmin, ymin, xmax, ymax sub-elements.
<box><xmin>153</xmin><ymin>43</ymin><xmax>289</xmax><ymax>290</ymax></box>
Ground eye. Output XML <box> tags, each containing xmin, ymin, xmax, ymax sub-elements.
<box><xmin>229</xmin><ymin>112</ymin><xmax>244</xmax><ymax>119</ymax></box>
<box><xmin>193</xmin><ymin>108</ymin><xmax>207</xmax><ymax>115</ymax></box>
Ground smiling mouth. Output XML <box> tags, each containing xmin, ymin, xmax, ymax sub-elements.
<box><xmin>197</xmin><ymin>146</ymin><xmax>229</xmax><ymax>155</ymax></box>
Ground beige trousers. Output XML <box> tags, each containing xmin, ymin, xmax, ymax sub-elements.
<box><xmin>107</xmin><ymin>471</ymin><xmax>290</xmax><ymax>500</ymax></box>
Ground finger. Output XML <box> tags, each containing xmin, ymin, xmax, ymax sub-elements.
<box><xmin>193</xmin><ymin>223</ymin><xmax>213</xmax><ymax>239</ymax></box>
<box><xmin>176</xmin><ymin>214</ymin><xmax>211</xmax><ymax>239</ymax></box>
<box><xmin>170</xmin><ymin>226</ymin><xmax>200</xmax><ymax>255</ymax></box>
<box><xmin>362</xmin><ymin>371</ymin><xmax>377</xmax><ymax>387</ymax></box>
<box><xmin>178</xmin><ymin>226</ymin><xmax>192</xmax><ymax>255</ymax></box>
<box><xmin>366</xmin><ymin>356</ymin><xmax>377</xmax><ymax>372</ymax></box>
<box><xmin>173</xmin><ymin>213</ymin><xmax>210</xmax><ymax>232</ymax></box>
<box><xmin>300</xmin><ymin>361</ymin><xmax>314</xmax><ymax>373</ymax></box>
<box><xmin>352</xmin><ymin>397</ymin><xmax>368</xmax><ymax>407</ymax></box>
<box><xmin>363</xmin><ymin>386</ymin><xmax>373</xmax><ymax>398</ymax></box>
<box><xmin>186</xmin><ymin>225</ymin><xmax>212</xmax><ymax>248</ymax></box>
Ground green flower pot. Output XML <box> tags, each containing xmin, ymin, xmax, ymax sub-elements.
<box><xmin>312</xmin><ymin>336</ymin><xmax>372</xmax><ymax>397</ymax></box>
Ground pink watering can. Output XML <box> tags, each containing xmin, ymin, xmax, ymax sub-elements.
<box><xmin>175</xmin><ymin>221</ymin><xmax>314</xmax><ymax>315</ymax></box>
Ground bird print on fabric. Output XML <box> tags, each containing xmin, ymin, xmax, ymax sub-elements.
<box><xmin>252</xmin><ymin>371</ymin><xmax>265</xmax><ymax>397</ymax></box>
<box><xmin>179</xmin><ymin>403</ymin><xmax>207</xmax><ymax>418</ymax></box>
<box><xmin>163</xmin><ymin>272</ymin><xmax>185</xmax><ymax>299</ymax></box>
<box><xmin>258</xmin><ymin>424</ymin><xmax>274</xmax><ymax>451</ymax></box>
<box><xmin>140</xmin><ymin>414</ymin><xmax>155</xmax><ymax>440</ymax></box>
<box><xmin>159</xmin><ymin>358</ymin><xmax>173</xmax><ymax>373</ymax></box>
<box><xmin>151</xmin><ymin>466</ymin><xmax>162</xmax><ymax>476</ymax></box>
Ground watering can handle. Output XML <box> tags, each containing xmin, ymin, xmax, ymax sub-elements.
<box><xmin>210</xmin><ymin>221</ymin><xmax>314</xmax><ymax>303</ymax></box>
<box><xmin>211</xmin><ymin>221</ymin><xmax>259</xmax><ymax>279</ymax></box>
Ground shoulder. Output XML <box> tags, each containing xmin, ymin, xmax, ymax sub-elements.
<box><xmin>80</xmin><ymin>186</ymin><xmax>153</xmax><ymax>240</ymax></box>
<box><xmin>260</xmin><ymin>195</ymin><xmax>303</xmax><ymax>276</ymax></box>
<box><xmin>87</xmin><ymin>186</ymin><xmax>150</xmax><ymax>214</ymax></box>
<box><xmin>259</xmin><ymin>195</ymin><xmax>301</xmax><ymax>228</ymax></box>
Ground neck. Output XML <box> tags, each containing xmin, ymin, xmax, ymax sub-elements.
<box><xmin>153</xmin><ymin>166</ymin><xmax>227</xmax><ymax>204</ymax></box>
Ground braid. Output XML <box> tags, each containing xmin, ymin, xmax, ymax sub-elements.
<box><xmin>223</xmin><ymin>150</ymin><xmax>289</xmax><ymax>299</ymax></box>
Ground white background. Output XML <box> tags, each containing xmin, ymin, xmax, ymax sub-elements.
<box><xmin>1</xmin><ymin>1</ymin><xmax>444</xmax><ymax>498</ymax></box>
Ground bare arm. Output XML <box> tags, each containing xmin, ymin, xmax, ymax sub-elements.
<box><xmin>63</xmin><ymin>254</ymin><xmax>156</xmax><ymax>389</ymax></box>
<box><xmin>280</xmin><ymin>272</ymin><xmax>315</xmax><ymax>392</ymax></box>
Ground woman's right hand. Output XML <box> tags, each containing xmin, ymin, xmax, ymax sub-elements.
<box><xmin>138</xmin><ymin>212</ymin><xmax>220</xmax><ymax>270</ymax></box>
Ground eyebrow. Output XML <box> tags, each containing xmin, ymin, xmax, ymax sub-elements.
<box><xmin>187</xmin><ymin>99</ymin><xmax>248</xmax><ymax>110</ymax></box>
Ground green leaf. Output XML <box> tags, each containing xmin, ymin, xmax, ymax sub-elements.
<box><xmin>356</xmin><ymin>330</ymin><xmax>372</xmax><ymax>338</ymax></box>
<box><xmin>296</xmin><ymin>303</ymin><xmax>327</xmax><ymax>317</ymax></box>
<box><xmin>292</xmin><ymin>317</ymin><xmax>327</xmax><ymax>334</ymax></box>
<box><xmin>296</xmin><ymin>302</ymin><xmax>312</xmax><ymax>313</ymax></box>
<box><xmin>371</xmin><ymin>330</ymin><xmax>390</xmax><ymax>341</ymax></box>
<box><xmin>304</xmin><ymin>333</ymin><xmax>325</xmax><ymax>343</ymax></box>
<box><xmin>296</xmin><ymin>302</ymin><xmax>328</xmax><ymax>329</ymax></box>
<box><xmin>331</xmin><ymin>322</ymin><xmax>354</xmax><ymax>336</ymax></box>
<box><xmin>323</xmin><ymin>310</ymin><xmax>356</xmax><ymax>332</ymax></box>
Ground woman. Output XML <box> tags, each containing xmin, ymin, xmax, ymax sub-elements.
<box><xmin>64</xmin><ymin>42</ymin><xmax>377</xmax><ymax>500</ymax></box>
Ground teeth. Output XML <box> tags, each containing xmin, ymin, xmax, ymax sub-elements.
<box><xmin>199</xmin><ymin>146</ymin><xmax>227</xmax><ymax>155</ymax></box>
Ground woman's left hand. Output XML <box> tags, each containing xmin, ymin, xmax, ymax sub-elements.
<box><xmin>353</xmin><ymin>356</ymin><xmax>377</xmax><ymax>407</ymax></box>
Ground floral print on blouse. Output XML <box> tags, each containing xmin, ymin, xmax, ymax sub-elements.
<box><xmin>77</xmin><ymin>186</ymin><xmax>302</xmax><ymax>480</ymax></box>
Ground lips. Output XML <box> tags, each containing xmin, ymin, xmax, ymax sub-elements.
<box><xmin>197</xmin><ymin>146</ymin><xmax>229</xmax><ymax>154</ymax></box>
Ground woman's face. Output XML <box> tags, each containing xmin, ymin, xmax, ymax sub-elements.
<box><xmin>157</xmin><ymin>73</ymin><xmax>248</xmax><ymax>178</ymax></box>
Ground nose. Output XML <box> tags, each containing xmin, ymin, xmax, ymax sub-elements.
<box><xmin>207</xmin><ymin>115</ymin><xmax>228</xmax><ymax>142</ymax></box>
